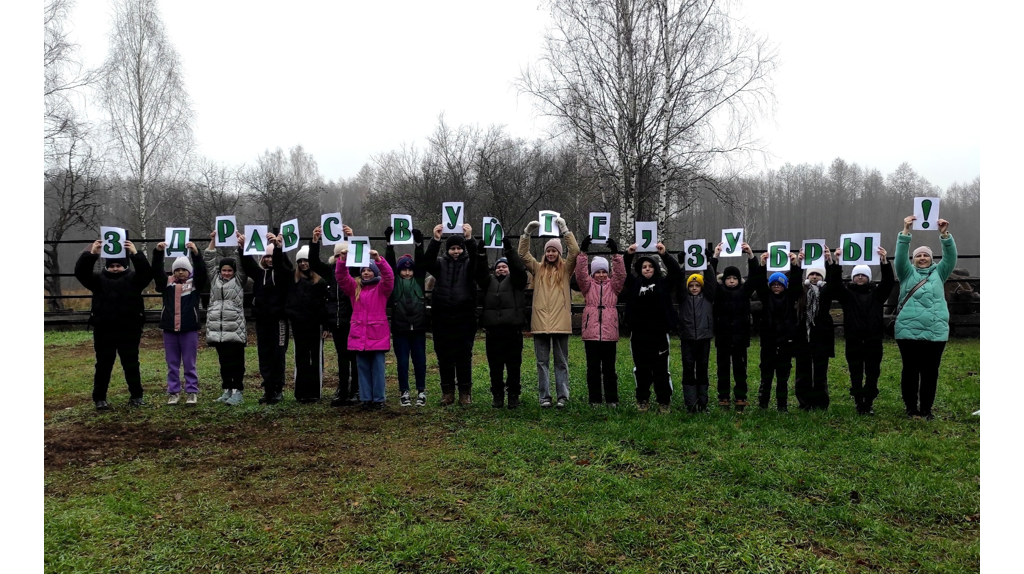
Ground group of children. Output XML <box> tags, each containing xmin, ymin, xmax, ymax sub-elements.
<box><xmin>76</xmin><ymin>221</ymin><xmax>914</xmax><ymax>417</ymax></box>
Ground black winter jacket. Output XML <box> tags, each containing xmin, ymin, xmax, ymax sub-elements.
<box><xmin>425</xmin><ymin>237</ymin><xmax>478</xmax><ymax>326</ymax></box>
<box><xmin>623</xmin><ymin>252</ymin><xmax>680</xmax><ymax>335</ymax></box>
<box><xmin>238</xmin><ymin>245</ymin><xmax>291</xmax><ymax>321</ymax></box>
<box><xmin>307</xmin><ymin>241</ymin><xmax>356</xmax><ymax>331</ymax></box>
<box><xmin>749</xmin><ymin>263</ymin><xmax>800</xmax><ymax>351</ymax></box>
<box><xmin>831</xmin><ymin>261</ymin><xmax>895</xmax><ymax>341</ymax></box>
<box><xmin>75</xmin><ymin>250</ymin><xmax>152</xmax><ymax>330</ymax></box>
<box><xmin>475</xmin><ymin>241</ymin><xmax>528</xmax><ymax>330</ymax></box>
<box><xmin>153</xmin><ymin>249</ymin><xmax>209</xmax><ymax>333</ymax></box>
<box><xmin>710</xmin><ymin>256</ymin><xmax>758</xmax><ymax>349</ymax></box>
<box><xmin>285</xmin><ymin>268</ymin><xmax>328</xmax><ymax>327</ymax></box>
<box><xmin>676</xmin><ymin>255</ymin><xmax>717</xmax><ymax>341</ymax></box>
<box><xmin>385</xmin><ymin>243</ymin><xmax>429</xmax><ymax>333</ymax></box>
<box><xmin>794</xmin><ymin>262</ymin><xmax>838</xmax><ymax>358</ymax></box>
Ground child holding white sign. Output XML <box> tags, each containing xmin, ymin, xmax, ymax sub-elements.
<box><xmin>793</xmin><ymin>248</ymin><xmax>837</xmax><ymax>411</ymax></box>
<box><xmin>675</xmin><ymin>246</ymin><xmax>716</xmax><ymax>414</ymax></box>
<box><xmin>204</xmin><ymin>231</ymin><xmax>248</xmax><ymax>406</ymax></box>
<box><xmin>575</xmin><ymin>236</ymin><xmax>625</xmax><ymax>408</ymax></box>
<box><xmin>75</xmin><ymin>238</ymin><xmax>152</xmax><ymax>410</ymax></box>
<box><xmin>285</xmin><ymin>240</ymin><xmax>329</xmax><ymax>404</ymax></box>
<box><xmin>152</xmin><ymin>240</ymin><xmax>208</xmax><ymax>405</ymax></box>
<box><xmin>708</xmin><ymin>242</ymin><xmax>758</xmax><ymax>411</ymax></box>
<box><xmin>750</xmin><ymin>250</ymin><xmax>799</xmax><ymax>411</ymax></box>
<box><xmin>238</xmin><ymin>233</ymin><xmax>292</xmax><ymax>405</ymax></box>
<box><xmin>385</xmin><ymin>225</ymin><xmax>430</xmax><ymax>407</ymax></box>
<box><xmin>335</xmin><ymin>225</ymin><xmax>395</xmax><ymax>410</ymax></box>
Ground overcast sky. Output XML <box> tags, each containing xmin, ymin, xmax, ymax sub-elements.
<box><xmin>63</xmin><ymin>0</ymin><xmax>980</xmax><ymax>189</ymax></box>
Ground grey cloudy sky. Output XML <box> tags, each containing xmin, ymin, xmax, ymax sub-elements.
<box><xmin>64</xmin><ymin>0</ymin><xmax>980</xmax><ymax>189</ymax></box>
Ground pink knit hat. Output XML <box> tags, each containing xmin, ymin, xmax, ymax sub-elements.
<box><xmin>544</xmin><ymin>238</ymin><xmax>563</xmax><ymax>253</ymax></box>
<box><xmin>912</xmin><ymin>246</ymin><xmax>933</xmax><ymax>258</ymax></box>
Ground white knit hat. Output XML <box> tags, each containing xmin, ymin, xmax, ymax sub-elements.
<box><xmin>296</xmin><ymin>245</ymin><xmax>310</xmax><ymax>261</ymax></box>
<box><xmin>590</xmin><ymin>256</ymin><xmax>610</xmax><ymax>275</ymax></box>
<box><xmin>328</xmin><ymin>242</ymin><xmax>349</xmax><ymax>264</ymax></box>
<box><xmin>804</xmin><ymin>266</ymin><xmax>825</xmax><ymax>279</ymax></box>
<box><xmin>172</xmin><ymin>256</ymin><xmax>193</xmax><ymax>273</ymax></box>
<box><xmin>852</xmin><ymin>265</ymin><xmax>872</xmax><ymax>281</ymax></box>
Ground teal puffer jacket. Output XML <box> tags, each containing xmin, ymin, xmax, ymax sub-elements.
<box><xmin>893</xmin><ymin>233</ymin><xmax>957</xmax><ymax>341</ymax></box>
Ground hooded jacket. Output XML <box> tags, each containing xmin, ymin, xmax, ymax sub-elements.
<box><xmin>238</xmin><ymin>245</ymin><xmax>291</xmax><ymax>321</ymax></box>
<box><xmin>74</xmin><ymin>250</ymin><xmax>152</xmax><ymax>330</ymax></box>
<box><xmin>425</xmin><ymin>236</ymin><xmax>479</xmax><ymax>326</ymax></box>
<box><xmin>284</xmin><ymin>258</ymin><xmax>328</xmax><ymax>327</ymax></box>
<box><xmin>709</xmin><ymin>256</ymin><xmax>758</xmax><ymax>348</ymax></box>
<box><xmin>153</xmin><ymin>249</ymin><xmax>208</xmax><ymax>333</ymax></box>
<box><xmin>622</xmin><ymin>252</ymin><xmax>680</xmax><ymax>335</ymax></box>
<box><xmin>336</xmin><ymin>255</ymin><xmax>395</xmax><ymax>352</ymax></box>
<box><xmin>830</xmin><ymin>259</ymin><xmax>895</xmax><ymax>341</ymax></box>
<box><xmin>308</xmin><ymin>241</ymin><xmax>356</xmax><ymax>331</ymax></box>
<box><xmin>518</xmin><ymin>231</ymin><xmax>580</xmax><ymax>334</ymax></box>
<box><xmin>676</xmin><ymin>256</ymin><xmax>717</xmax><ymax>341</ymax></box>
<box><xmin>477</xmin><ymin>242</ymin><xmax>529</xmax><ymax>330</ymax></box>
<box><xmin>575</xmin><ymin>252</ymin><xmax>626</xmax><ymax>342</ymax></box>
<box><xmin>386</xmin><ymin>243</ymin><xmax>430</xmax><ymax>333</ymax></box>
<box><xmin>894</xmin><ymin>232</ymin><xmax>957</xmax><ymax>341</ymax></box>
<box><xmin>203</xmin><ymin>248</ymin><xmax>248</xmax><ymax>345</ymax></box>
<box><xmin>749</xmin><ymin>262</ymin><xmax>800</xmax><ymax>349</ymax></box>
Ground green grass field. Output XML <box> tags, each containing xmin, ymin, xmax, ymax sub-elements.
<box><xmin>44</xmin><ymin>329</ymin><xmax>980</xmax><ymax>573</ymax></box>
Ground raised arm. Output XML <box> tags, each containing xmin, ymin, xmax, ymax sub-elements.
<box><xmin>894</xmin><ymin>216</ymin><xmax>915</xmax><ymax>283</ymax></box>
<box><xmin>505</xmin><ymin>239</ymin><xmax>529</xmax><ymax>290</ymax></box>
<box><xmin>562</xmin><ymin>226</ymin><xmax>580</xmax><ymax>277</ymax></box>
<box><xmin>413</xmin><ymin>240</ymin><xmax>428</xmax><ymax>288</ymax></box>
<box><xmin>609</xmin><ymin>254</ymin><xmax>626</xmax><ymax>294</ymax></box>
<box><xmin>935</xmin><ymin>220</ymin><xmax>957</xmax><ymax>281</ymax></box>
<box><xmin>474</xmin><ymin>245</ymin><xmax>491</xmax><ymax>289</ymax></box>
<box><xmin>424</xmin><ymin>224</ymin><xmax>443</xmax><ymax>277</ymax></box>
<box><xmin>203</xmin><ymin>242</ymin><xmax>220</xmax><ymax>279</ymax></box>
<box><xmin>574</xmin><ymin>252</ymin><xmax>592</xmax><ymax>295</ymax></box>
<box><xmin>518</xmin><ymin>224</ymin><xmax>538</xmax><ymax>274</ymax></box>
<box><xmin>189</xmin><ymin>246</ymin><xmax>208</xmax><ymax>291</ymax></box>
<box><xmin>151</xmin><ymin>246</ymin><xmax>168</xmax><ymax>290</ymax></box>
<box><xmin>376</xmin><ymin>251</ymin><xmax>394</xmax><ymax>299</ymax></box>
<box><xmin>307</xmin><ymin>237</ymin><xmax>331</xmax><ymax>279</ymax></box>
<box><xmin>238</xmin><ymin>246</ymin><xmax>260</xmax><ymax>279</ymax></box>
<box><xmin>74</xmin><ymin>247</ymin><xmax>101</xmax><ymax>292</ymax></box>
<box><xmin>335</xmin><ymin>255</ymin><xmax>357</xmax><ymax>298</ymax></box>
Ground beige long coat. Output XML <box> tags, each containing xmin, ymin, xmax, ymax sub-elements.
<box><xmin>518</xmin><ymin>232</ymin><xmax>580</xmax><ymax>334</ymax></box>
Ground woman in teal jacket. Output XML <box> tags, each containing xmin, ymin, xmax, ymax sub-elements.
<box><xmin>894</xmin><ymin>215</ymin><xmax>956</xmax><ymax>420</ymax></box>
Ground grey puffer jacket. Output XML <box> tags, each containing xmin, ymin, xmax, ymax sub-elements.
<box><xmin>204</xmin><ymin>248</ymin><xmax>248</xmax><ymax>345</ymax></box>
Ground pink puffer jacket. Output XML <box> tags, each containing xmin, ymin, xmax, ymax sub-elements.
<box><xmin>336</xmin><ymin>256</ymin><xmax>394</xmax><ymax>352</ymax></box>
<box><xmin>575</xmin><ymin>252</ymin><xmax>626</xmax><ymax>342</ymax></box>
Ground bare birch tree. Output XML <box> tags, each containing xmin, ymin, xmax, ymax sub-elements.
<box><xmin>45</xmin><ymin>0</ymin><xmax>95</xmax><ymax>153</ymax></box>
<box><xmin>99</xmin><ymin>0</ymin><xmax>194</xmax><ymax>246</ymax></box>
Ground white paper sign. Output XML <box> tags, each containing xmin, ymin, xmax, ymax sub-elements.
<box><xmin>683</xmin><ymin>240</ymin><xmax>708</xmax><ymax>271</ymax></box>
<box><xmin>280</xmin><ymin>219</ymin><xmax>300</xmax><ymax>252</ymax></box>
<box><xmin>390</xmin><ymin>214</ymin><xmax>414</xmax><ymax>245</ymax></box>
<box><xmin>539</xmin><ymin>210</ymin><xmax>561</xmax><ymax>237</ymax></box>
<box><xmin>320</xmin><ymin>213</ymin><xmax>344</xmax><ymax>246</ymax></box>
<box><xmin>482</xmin><ymin>217</ymin><xmax>503</xmax><ymax>249</ymax></box>
<box><xmin>635</xmin><ymin>222</ymin><xmax>658</xmax><ymax>253</ymax></box>
<box><xmin>913</xmin><ymin>197</ymin><xmax>941</xmax><ymax>231</ymax></box>
<box><xmin>801</xmin><ymin>239</ymin><xmax>827</xmax><ymax>269</ymax></box>
<box><xmin>588</xmin><ymin>212</ymin><xmax>611</xmax><ymax>244</ymax></box>
<box><xmin>721</xmin><ymin>228</ymin><xmax>744</xmax><ymax>257</ymax></box>
<box><xmin>164</xmin><ymin>227</ymin><xmax>190</xmax><ymax>257</ymax></box>
<box><xmin>838</xmin><ymin>233</ymin><xmax>881</xmax><ymax>265</ymax></box>
<box><xmin>214</xmin><ymin>216</ymin><xmax>237</xmax><ymax>247</ymax></box>
<box><xmin>345</xmin><ymin>236</ymin><xmax>372</xmax><ymax>268</ymax></box>
<box><xmin>100</xmin><ymin>226</ymin><xmax>127</xmax><ymax>259</ymax></box>
<box><xmin>243</xmin><ymin>225</ymin><xmax>269</xmax><ymax>256</ymax></box>
<box><xmin>766</xmin><ymin>241</ymin><xmax>791</xmax><ymax>272</ymax></box>
<box><xmin>442</xmin><ymin>202</ymin><xmax>465</xmax><ymax>235</ymax></box>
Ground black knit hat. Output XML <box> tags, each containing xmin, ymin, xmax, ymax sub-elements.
<box><xmin>104</xmin><ymin>257</ymin><xmax>129</xmax><ymax>271</ymax></box>
<box><xmin>445</xmin><ymin>235</ymin><xmax>466</xmax><ymax>250</ymax></box>
<box><xmin>218</xmin><ymin>257</ymin><xmax>237</xmax><ymax>273</ymax></box>
<box><xmin>722</xmin><ymin>266</ymin><xmax>742</xmax><ymax>281</ymax></box>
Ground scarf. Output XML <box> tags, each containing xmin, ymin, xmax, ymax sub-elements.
<box><xmin>804</xmin><ymin>283</ymin><xmax>821</xmax><ymax>339</ymax></box>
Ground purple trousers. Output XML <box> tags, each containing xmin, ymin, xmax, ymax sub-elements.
<box><xmin>164</xmin><ymin>330</ymin><xmax>200</xmax><ymax>394</ymax></box>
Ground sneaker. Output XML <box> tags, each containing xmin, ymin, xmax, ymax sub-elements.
<box><xmin>540</xmin><ymin>398</ymin><xmax>553</xmax><ymax>409</ymax></box>
<box><xmin>330</xmin><ymin>388</ymin><xmax>342</xmax><ymax>401</ymax></box>
<box><xmin>590</xmin><ymin>403</ymin><xmax>601</xmax><ymax>409</ymax></box>
<box><xmin>215</xmin><ymin>389</ymin><xmax>232</xmax><ymax>403</ymax></box>
<box><xmin>128</xmin><ymin>397</ymin><xmax>146</xmax><ymax>408</ymax></box>
<box><xmin>330</xmin><ymin>393</ymin><xmax>348</xmax><ymax>407</ymax></box>
<box><xmin>556</xmin><ymin>398</ymin><xmax>567</xmax><ymax>409</ymax></box>
<box><xmin>167</xmin><ymin>393</ymin><xmax>180</xmax><ymax>405</ymax></box>
<box><xmin>507</xmin><ymin>396</ymin><xmax>520</xmax><ymax>410</ymax></box>
<box><xmin>94</xmin><ymin>400</ymin><xmax>111</xmax><ymax>411</ymax></box>
<box><xmin>416</xmin><ymin>392</ymin><xmax>427</xmax><ymax>407</ymax></box>
<box><xmin>441</xmin><ymin>393</ymin><xmax>455</xmax><ymax>406</ymax></box>
<box><xmin>637</xmin><ymin>401</ymin><xmax>649</xmax><ymax>412</ymax></box>
<box><xmin>400</xmin><ymin>392</ymin><xmax>412</xmax><ymax>407</ymax></box>
<box><xmin>265</xmin><ymin>392</ymin><xmax>284</xmax><ymax>405</ymax></box>
<box><xmin>185</xmin><ymin>393</ymin><xmax>198</xmax><ymax>405</ymax></box>
<box><xmin>718</xmin><ymin>399</ymin><xmax>731</xmax><ymax>410</ymax></box>
<box><xmin>659</xmin><ymin>404</ymin><xmax>671</xmax><ymax>414</ymax></box>
<box><xmin>225</xmin><ymin>390</ymin><xmax>243</xmax><ymax>406</ymax></box>
<box><xmin>459</xmin><ymin>393</ymin><xmax>472</xmax><ymax>406</ymax></box>
<box><xmin>370</xmin><ymin>401</ymin><xmax>385</xmax><ymax>411</ymax></box>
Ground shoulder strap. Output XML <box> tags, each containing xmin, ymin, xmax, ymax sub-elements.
<box><xmin>894</xmin><ymin>273</ymin><xmax>931</xmax><ymax>318</ymax></box>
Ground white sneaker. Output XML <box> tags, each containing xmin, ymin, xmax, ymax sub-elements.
<box><xmin>416</xmin><ymin>392</ymin><xmax>427</xmax><ymax>407</ymax></box>
<box><xmin>225</xmin><ymin>390</ymin><xmax>243</xmax><ymax>406</ymax></box>
<box><xmin>185</xmin><ymin>393</ymin><xmax>198</xmax><ymax>405</ymax></box>
<box><xmin>167</xmin><ymin>393</ymin><xmax>180</xmax><ymax>405</ymax></box>
<box><xmin>215</xmin><ymin>389</ymin><xmax>232</xmax><ymax>403</ymax></box>
<box><xmin>400</xmin><ymin>392</ymin><xmax>412</xmax><ymax>407</ymax></box>
<box><xmin>556</xmin><ymin>398</ymin><xmax>567</xmax><ymax>409</ymax></box>
<box><xmin>540</xmin><ymin>398</ymin><xmax>552</xmax><ymax>408</ymax></box>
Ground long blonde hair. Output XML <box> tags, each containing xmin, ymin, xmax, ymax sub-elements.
<box><xmin>537</xmin><ymin>254</ymin><xmax>565</xmax><ymax>290</ymax></box>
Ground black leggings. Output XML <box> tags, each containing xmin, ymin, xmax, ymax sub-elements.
<box><xmin>584</xmin><ymin>340</ymin><xmax>618</xmax><ymax>404</ymax></box>
<box><xmin>213</xmin><ymin>342</ymin><xmax>246</xmax><ymax>390</ymax></box>
<box><xmin>896</xmin><ymin>339</ymin><xmax>946</xmax><ymax>414</ymax></box>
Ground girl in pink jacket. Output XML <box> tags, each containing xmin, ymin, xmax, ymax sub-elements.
<box><xmin>575</xmin><ymin>236</ymin><xmax>626</xmax><ymax>407</ymax></box>
<box><xmin>335</xmin><ymin>227</ymin><xmax>394</xmax><ymax>410</ymax></box>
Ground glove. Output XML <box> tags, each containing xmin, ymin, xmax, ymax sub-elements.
<box><xmin>384</xmin><ymin>226</ymin><xmax>394</xmax><ymax>243</ymax></box>
<box><xmin>579</xmin><ymin>235</ymin><xmax>592</xmax><ymax>253</ymax></box>
<box><xmin>555</xmin><ymin>217</ymin><xmax>568</xmax><ymax>235</ymax></box>
<box><xmin>607</xmin><ymin>238</ymin><xmax>619</xmax><ymax>254</ymax></box>
<box><xmin>502</xmin><ymin>237</ymin><xmax>512</xmax><ymax>250</ymax></box>
<box><xmin>524</xmin><ymin>221</ymin><xmax>540</xmax><ymax>234</ymax></box>
<box><xmin>412</xmin><ymin>228</ymin><xmax>423</xmax><ymax>244</ymax></box>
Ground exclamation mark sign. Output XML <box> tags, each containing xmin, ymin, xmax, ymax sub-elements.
<box><xmin>921</xmin><ymin>200</ymin><xmax>932</xmax><ymax>229</ymax></box>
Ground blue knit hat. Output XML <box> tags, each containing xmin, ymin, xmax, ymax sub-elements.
<box><xmin>396</xmin><ymin>254</ymin><xmax>415</xmax><ymax>271</ymax></box>
<box><xmin>494</xmin><ymin>257</ymin><xmax>508</xmax><ymax>271</ymax></box>
<box><xmin>768</xmin><ymin>272</ymin><xmax>788</xmax><ymax>289</ymax></box>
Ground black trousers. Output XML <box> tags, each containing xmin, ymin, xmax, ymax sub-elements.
<box><xmin>584</xmin><ymin>340</ymin><xmax>619</xmax><ymax>404</ymax></box>
<box><xmin>213</xmin><ymin>342</ymin><xmax>246</xmax><ymax>390</ymax></box>
<box><xmin>434</xmin><ymin>323</ymin><xmax>476</xmax><ymax>394</ymax></box>
<box><xmin>794</xmin><ymin>353</ymin><xmax>831</xmax><ymax>409</ymax></box>
<box><xmin>715</xmin><ymin>344</ymin><xmax>748</xmax><ymax>401</ymax></box>
<box><xmin>681</xmin><ymin>339</ymin><xmax>711</xmax><ymax>409</ymax></box>
<box><xmin>328</xmin><ymin>325</ymin><xmax>358</xmax><ymax>398</ymax></box>
<box><xmin>630</xmin><ymin>332</ymin><xmax>672</xmax><ymax>405</ymax></box>
<box><xmin>896</xmin><ymin>339</ymin><xmax>947</xmax><ymax>414</ymax></box>
<box><xmin>255</xmin><ymin>318</ymin><xmax>289</xmax><ymax>395</ymax></box>
<box><xmin>92</xmin><ymin>326</ymin><xmax>144</xmax><ymax>402</ymax></box>
<box><xmin>758</xmin><ymin>342</ymin><xmax>792</xmax><ymax>407</ymax></box>
<box><xmin>486</xmin><ymin>329</ymin><xmax>524</xmax><ymax>399</ymax></box>
<box><xmin>845</xmin><ymin>337</ymin><xmax>883</xmax><ymax>404</ymax></box>
<box><xmin>291</xmin><ymin>321</ymin><xmax>323</xmax><ymax>401</ymax></box>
